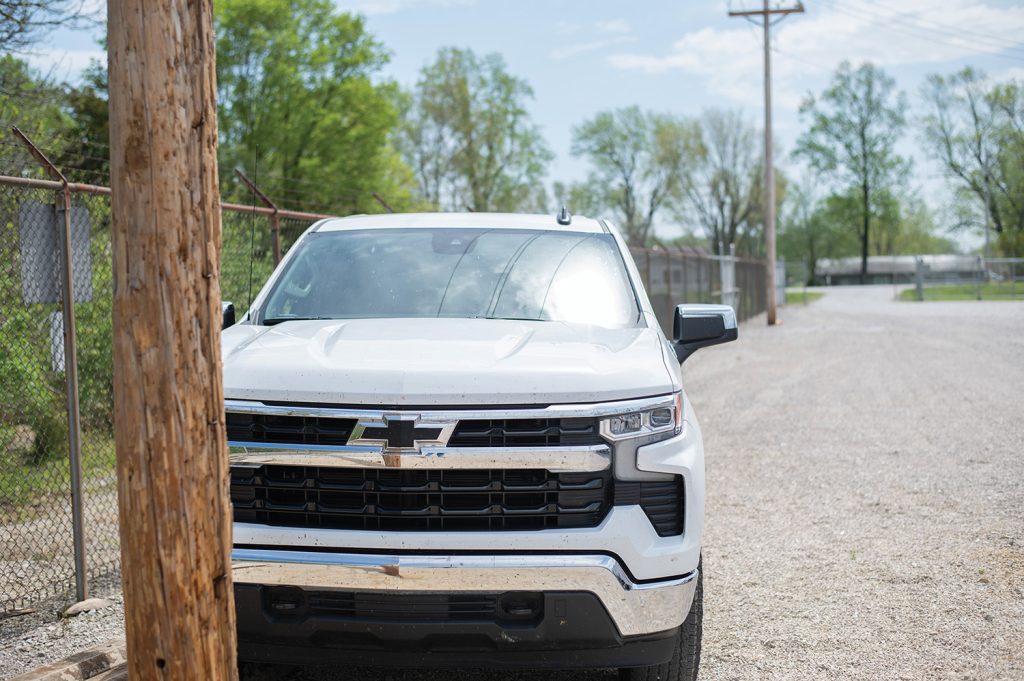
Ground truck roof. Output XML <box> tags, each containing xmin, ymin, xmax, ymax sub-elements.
<box><xmin>313</xmin><ymin>212</ymin><xmax>608</xmax><ymax>234</ymax></box>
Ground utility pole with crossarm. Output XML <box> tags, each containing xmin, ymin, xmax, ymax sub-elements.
<box><xmin>728</xmin><ymin>1</ymin><xmax>803</xmax><ymax>326</ymax></box>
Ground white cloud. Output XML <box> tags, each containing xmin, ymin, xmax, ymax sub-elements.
<box><xmin>550</xmin><ymin>35</ymin><xmax>637</xmax><ymax>61</ymax></box>
<box><xmin>337</xmin><ymin>0</ymin><xmax>475</xmax><ymax>15</ymax></box>
<box><xmin>24</xmin><ymin>49</ymin><xmax>106</xmax><ymax>83</ymax></box>
<box><xmin>608</xmin><ymin>0</ymin><xmax>1024</xmax><ymax>108</ymax></box>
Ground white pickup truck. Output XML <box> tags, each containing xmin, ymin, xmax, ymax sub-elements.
<box><xmin>222</xmin><ymin>211</ymin><xmax>737</xmax><ymax>680</ymax></box>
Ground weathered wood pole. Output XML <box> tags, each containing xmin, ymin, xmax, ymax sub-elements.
<box><xmin>108</xmin><ymin>0</ymin><xmax>237</xmax><ymax>678</ymax></box>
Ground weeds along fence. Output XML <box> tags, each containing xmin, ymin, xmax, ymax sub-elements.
<box><xmin>0</xmin><ymin>137</ymin><xmax>767</xmax><ymax>615</ymax></box>
<box><xmin>0</xmin><ymin>138</ymin><xmax>329</xmax><ymax>615</ymax></box>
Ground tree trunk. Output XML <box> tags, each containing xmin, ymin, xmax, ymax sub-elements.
<box><xmin>860</xmin><ymin>181</ymin><xmax>870</xmax><ymax>285</ymax></box>
<box><xmin>108</xmin><ymin>1</ymin><xmax>237</xmax><ymax>678</ymax></box>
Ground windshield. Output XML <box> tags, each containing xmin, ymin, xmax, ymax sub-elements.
<box><xmin>260</xmin><ymin>228</ymin><xmax>640</xmax><ymax>328</ymax></box>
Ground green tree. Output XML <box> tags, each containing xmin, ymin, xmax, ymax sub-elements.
<box><xmin>551</xmin><ymin>180</ymin><xmax>603</xmax><ymax>218</ymax></box>
<box><xmin>571</xmin><ymin>106</ymin><xmax>697</xmax><ymax>246</ymax></box>
<box><xmin>0</xmin><ymin>55</ymin><xmax>73</xmax><ymax>166</ymax></box>
<box><xmin>922</xmin><ymin>68</ymin><xmax>1024</xmax><ymax>257</ymax></box>
<box><xmin>215</xmin><ymin>0</ymin><xmax>414</xmax><ymax>214</ymax></box>
<box><xmin>675</xmin><ymin>109</ymin><xmax>762</xmax><ymax>255</ymax></box>
<box><xmin>779</xmin><ymin>181</ymin><xmax>858</xmax><ymax>285</ymax></box>
<box><xmin>400</xmin><ymin>47</ymin><xmax>553</xmax><ymax>212</ymax></box>
<box><xmin>61</xmin><ymin>60</ymin><xmax>110</xmax><ymax>182</ymax></box>
<box><xmin>795</xmin><ymin>61</ymin><xmax>910</xmax><ymax>283</ymax></box>
<box><xmin>782</xmin><ymin>183</ymin><xmax>954</xmax><ymax>285</ymax></box>
<box><xmin>892</xmin><ymin>196</ymin><xmax>957</xmax><ymax>255</ymax></box>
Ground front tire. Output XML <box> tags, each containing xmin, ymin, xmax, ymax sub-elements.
<box><xmin>620</xmin><ymin>565</ymin><xmax>702</xmax><ymax>681</ymax></box>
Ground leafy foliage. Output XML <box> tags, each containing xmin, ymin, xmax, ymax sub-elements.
<box><xmin>0</xmin><ymin>56</ymin><xmax>74</xmax><ymax>166</ymax></box>
<box><xmin>674</xmin><ymin>109</ymin><xmax>766</xmax><ymax>256</ymax></box>
<box><xmin>921</xmin><ymin>68</ymin><xmax>1024</xmax><ymax>257</ymax></box>
<box><xmin>570</xmin><ymin>106</ymin><xmax>696</xmax><ymax>246</ymax></box>
<box><xmin>215</xmin><ymin>0</ymin><xmax>415</xmax><ymax>214</ymax></box>
<box><xmin>781</xmin><ymin>180</ymin><xmax>956</xmax><ymax>285</ymax></box>
<box><xmin>399</xmin><ymin>47</ymin><xmax>553</xmax><ymax>212</ymax></box>
<box><xmin>795</xmin><ymin>61</ymin><xmax>911</xmax><ymax>282</ymax></box>
<box><xmin>61</xmin><ymin>61</ymin><xmax>109</xmax><ymax>181</ymax></box>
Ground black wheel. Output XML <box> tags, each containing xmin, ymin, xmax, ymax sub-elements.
<box><xmin>620</xmin><ymin>564</ymin><xmax>702</xmax><ymax>681</ymax></box>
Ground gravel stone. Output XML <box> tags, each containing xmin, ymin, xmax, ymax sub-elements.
<box><xmin>3</xmin><ymin>286</ymin><xmax>1021</xmax><ymax>680</ymax></box>
<box><xmin>0</xmin><ymin>576</ymin><xmax>125</xmax><ymax>681</ymax></box>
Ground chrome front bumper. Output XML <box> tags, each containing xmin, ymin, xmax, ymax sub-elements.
<box><xmin>231</xmin><ymin>548</ymin><xmax>697</xmax><ymax>637</ymax></box>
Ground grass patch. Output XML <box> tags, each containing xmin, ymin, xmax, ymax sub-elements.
<box><xmin>0</xmin><ymin>430</ymin><xmax>116</xmax><ymax>522</ymax></box>
<box><xmin>898</xmin><ymin>282</ymin><xmax>1024</xmax><ymax>301</ymax></box>
<box><xmin>786</xmin><ymin>289</ymin><xmax>825</xmax><ymax>305</ymax></box>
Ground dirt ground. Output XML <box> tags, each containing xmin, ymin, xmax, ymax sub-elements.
<box><xmin>3</xmin><ymin>286</ymin><xmax>1022</xmax><ymax>680</ymax></box>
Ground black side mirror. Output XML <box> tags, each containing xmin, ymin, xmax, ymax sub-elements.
<box><xmin>222</xmin><ymin>301</ymin><xmax>236</xmax><ymax>329</ymax></box>
<box><xmin>672</xmin><ymin>304</ymin><xmax>738</xmax><ymax>363</ymax></box>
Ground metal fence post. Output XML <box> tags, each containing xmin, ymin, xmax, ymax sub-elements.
<box><xmin>12</xmin><ymin>127</ymin><xmax>88</xmax><ymax>602</ymax></box>
<box><xmin>644</xmin><ymin>249</ymin><xmax>652</xmax><ymax>295</ymax></box>
<box><xmin>914</xmin><ymin>256</ymin><xmax>925</xmax><ymax>302</ymax></box>
<box><xmin>697</xmin><ymin>257</ymin><xmax>704</xmax><ymax>302</ymax></box>
<box><xmin>235</xmin><ymin>168</ymin><xmax>281</xmax><ymax>265</ymax></box>
<box><xmin>977</xmin><ymin>256</ymin><xmax>984</xmax><ymax>301</ymax></box>
<box><xmin>661</xmin><ymin>244</ymin><xmax>674</xmax><ymax>324</ymax></box>
<box><xmin>716</xmin><ymin>244</ymin><xmax>738</xmax><ymax>311</ymax></box>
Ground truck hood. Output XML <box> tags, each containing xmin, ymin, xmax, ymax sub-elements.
<box><xmin>222</xmin><ymin>318</ymin><xmax>676</xmax><ymax>406</ymax></box>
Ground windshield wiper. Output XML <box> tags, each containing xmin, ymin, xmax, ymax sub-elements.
<box><xmin>262</xmin><ymin>316</ymin><xmax>333</xmax><ymax>326</ymax></box>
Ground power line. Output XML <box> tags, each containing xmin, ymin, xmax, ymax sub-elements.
<box><xmin>852</xmin><ymin>0</ymin><xmax>1024</xmax><ymax>54</ymax></box>
<box><xmin>820</xmin><ymin>0</ymin><xmax>1024</xmax><ymax>64</ymax></box>
<box><xmin>833</xmin><ymin>0</ymin><xmax>1024</xmax><ymax>58</ymax></box>
<box><xmin>772</xmin><ymin>46</ymin><xmax>837</xmax><ymax>75</ymax></box>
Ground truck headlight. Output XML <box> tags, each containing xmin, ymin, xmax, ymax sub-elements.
<box><xmin>600</xmin><ymin>394</ymin><xmax>682</xmax><ymax>442</ymax></box>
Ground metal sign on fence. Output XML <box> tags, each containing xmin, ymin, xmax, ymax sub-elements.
<box><xmin>18</xmin><ymin>201</ymin><xmax>93</xmax><ymax>305</ymax></box>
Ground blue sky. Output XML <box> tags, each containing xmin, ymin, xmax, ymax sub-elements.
<box><xmin>33</xmin><ymin>1</ymin><xmax>1024</xmax><ymax>245</ymax></box>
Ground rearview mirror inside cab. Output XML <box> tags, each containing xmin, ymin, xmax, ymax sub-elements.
<box><xmin>672</xmin><ymin>304</ymin><xmax>738</xmax><ymax>363</ymax></box>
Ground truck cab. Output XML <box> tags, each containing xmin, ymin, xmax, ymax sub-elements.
<box><xmin>222</xmin><ymin>212</ymin><xmax>736</xmax><ymax>679</ymax></box>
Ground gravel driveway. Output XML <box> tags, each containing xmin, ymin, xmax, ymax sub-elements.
<box><xmin>2</xmin><ymin>285</ymin><xmax>1022</xmax><ymax>680</ymax></box>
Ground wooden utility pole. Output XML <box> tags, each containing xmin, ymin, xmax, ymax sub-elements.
<box><xmin>728</xmin><ymin>1</ymin><xmax>804</xmax><ymax>326</ymax></box>
<box><xmin>108</xmin><ymin>1</ymin><xmax>237</xmax><ymax>678</ymax></box>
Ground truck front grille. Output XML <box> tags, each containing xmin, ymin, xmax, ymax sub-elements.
<box><xmin>226</xmin><ymin>412</ymin><xmax>602</xmax><ymax>448</ymax></box>
<box><xmin>227</xmin><ymin>412</ymin><xmax>357</xmax><ymax>447</ymax></box>
<box><xmin>231</xmin><ymin>466</ymin><xmax>611</xmax><ymax>531</ymax></box>
<box><xmin>448</xmin><ymin>418</ymin><xmax>601</xmax><ymax>447</ymax></box>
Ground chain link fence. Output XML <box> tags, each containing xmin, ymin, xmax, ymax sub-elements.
<box><xmin>0</xmin><ymin>136</ymin><xmax>327</xmax><ymax>614</ymax></box>
<box><xmin>1</xmin><ymin>133</ymin><xmax>768</xmax><ymax>615</ymax></box>
<box><xmin>630</xmin><ymin>247</ymin><xmax>767</xmax><ymax>335</ymax></box>
<box><xmin>907</xmin><ymin>256</ymin><xmax>1024</xmax><ymax>301</ymax></box>
<box><xmin>0</xmin><ymin>140</ymin><xmax>98</xmax><ymax>613</ymax></box>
